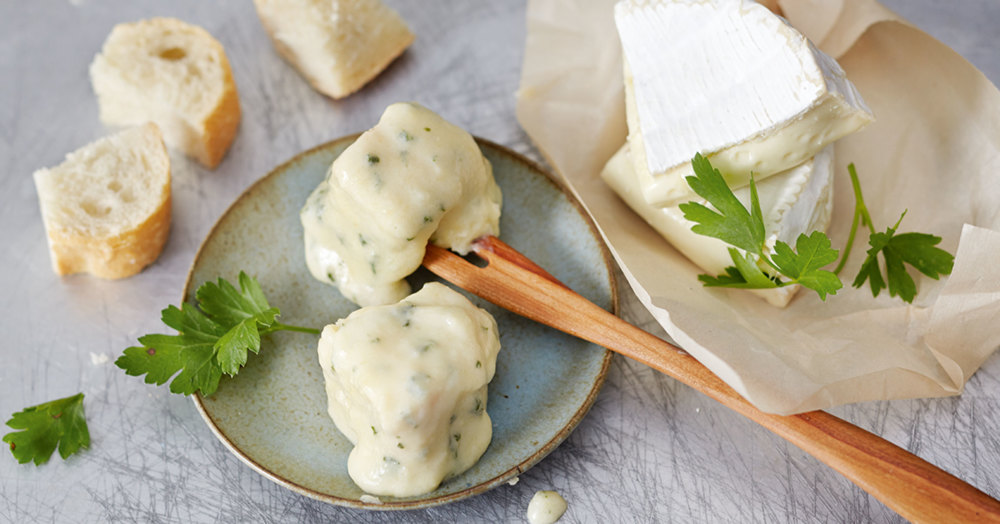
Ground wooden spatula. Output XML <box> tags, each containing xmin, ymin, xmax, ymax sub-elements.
<box><xmin>423</xmin><ymin>235</ymin><xmax>1000</xmax><ymax>523</ymax></box>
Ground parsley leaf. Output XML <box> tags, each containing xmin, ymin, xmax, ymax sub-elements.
<box><xmin>116</xmin><ymin>272</ymin><xmax>320</xmax><ymax>396</ymax></box>
<box><xmin>852</xmin><ymin>215</ymin><xmax>954</xmax><ymax>302</ymax></box>
<box><xmin>680</xmin><ymin>154</ymin><xmax>766</xmax><ymax>255</ymax></box>
<box><xmin>680</xmin><ymin>157</ymin><xmax>952</xmax><ymax>303</ymax></box>
<box><xmin>681</xmin><ymin>154</ymin><xmax>841</xmax><ymax>300</ymax></box>
<box><xmin>4</xmin><ymin>393</ymin><xmax>89</xmax><ymax>465</ymax></box>
<box><xmin>843</xmin><ymin>163</ymin><xmax>955</xmax><ymax>303</ymax></box>
<box><xmin>699</xmin><ymin>248</ymin><xmax>778</xmax><ymax>289</ymax></box>
<box><xmin>697</xmin><ymin>265</ymin><xmax>750</xmax><ymax>287</ymax></box>
<box><xmin>772</xmin><ymin>232</ymin><xmax>842</xmax><ymax>300</ymax></box>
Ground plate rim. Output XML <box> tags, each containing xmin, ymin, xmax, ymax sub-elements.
<box><xmin>187</xmin><ymin>134</ymin><xmax>618</xmax><ymax>510</ymax></box>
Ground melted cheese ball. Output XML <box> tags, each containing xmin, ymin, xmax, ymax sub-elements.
<box><xmin>300</xmin><ymin>102</ymin><xmax>502</xmax><ymax>306</ymax></box>
<box><xmin>316</xmin><ymin>283</ymin><xmax>501</xmax><ymax>497</ymax></box>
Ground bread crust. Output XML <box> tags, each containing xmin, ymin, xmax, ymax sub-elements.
<box><xmin>35</xmin><ymin>123</ymin><xmax>172</xmax><ymax>280</ymax></box>
<box><xmin>198</xmin><ymin>60</ymin><xmax>241</xmax><ymax>167</ymax></box>
<box><xmin>253</xmin><ymin>0</ymin><xmax>414</xmax><ymax>99</ymax></box>
<box><xmin>90</xmin><ymin>17</ymin><xmax>241</xmax><ymax>168</ymax></box>
<box><xmin>330</xmin><ymin>31</ymin><xmax>414</xmax><ymax>99</ymax></box>
<box><xmin>45</xmin><ymin>189</ymin><xmax>171</xmax><ymax>279</ymax></box>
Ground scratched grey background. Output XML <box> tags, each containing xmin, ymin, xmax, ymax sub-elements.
<box><xmin>2</xmin><ymin>1</ymin><xmax>999</xmax><ymax>522</ymax></box>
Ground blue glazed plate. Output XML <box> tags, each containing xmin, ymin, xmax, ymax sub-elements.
<box><xmin>189</xmin><ymin>135</ymin><xmax>616</xmax><ymax>510</ymax></box>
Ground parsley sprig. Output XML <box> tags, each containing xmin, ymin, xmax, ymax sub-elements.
<box><xmin>6</xmin><ymin>273</ymin><xmax>319</xmax><ymax>467</ymax></box>
<box><xmin>680</xmin><ymin>154</ymin><xmax>954</xmax><ymax>303</ymax></box>
<box><xmin>115</xmin><ymin>272</ymin><xmax>320</xmax><ymax>396</ymax></box>
<box><xmin>3</xmin><ymin>393</ymin><xmax>89</xmax><ymax>465</ymax></box>
<box><xmin>841</xmin><ymin>164</ymin><xmax>954</xmax><ymax>302</ymax></box>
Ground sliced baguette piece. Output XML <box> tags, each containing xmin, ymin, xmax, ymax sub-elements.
<box><xmin>90</xmin><ymin>17</ymin><xmax>241</xmax><ymax>168</ymax></box>
<box><xmin>253</xmin><ymin>0</ymin><xmax>414</xmax><ymax>99</ymax></box>
<box><xmin>33</xmin><ymin>123</ymin><xmax>171</xmax><ymax>279</ymax></box>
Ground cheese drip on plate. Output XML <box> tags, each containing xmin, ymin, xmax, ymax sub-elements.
<box><xmin>615</xmin><ymin>0</ymin><xmax>873</xmax><ymax>206</ymax></box>
<box><xmin>601</xmin><ymin>144</ymin><xmax>835</xmax><ymax>307</ymax></box>
<box><xmin>300</xmin><ymin>102</ymin><xmax>502</xmax><ymax>306</ymax></box>
<box><xmin>316</xmin><ymin>282</ymin><xmax>501</xmax><ymax>497</ymax></box>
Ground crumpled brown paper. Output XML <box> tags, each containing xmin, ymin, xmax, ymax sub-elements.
<box><xmin>516</xmin><ymin>0</ymin><xmax>1000</xmax><ymax>414</ymax></box>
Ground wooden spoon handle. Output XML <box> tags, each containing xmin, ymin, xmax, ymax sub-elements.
<box><xmin>423</xmin><ymin>237</ymin><xmax>1000</xmax><ymax>523</ymax></box>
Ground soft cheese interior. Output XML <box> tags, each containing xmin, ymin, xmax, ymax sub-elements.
<box><xmin>615</xmin><ymin>0</ymin><xmax>873</xmax><ymax>207</ymax></box>
<box><xmin>300</xmin><ymin>102</ymin><xmax>502</xmax><ymax>306</ymax></box>
<box><xmin>316</xmin><ymin>282</ymin><xmax>501</xmax><ymax>497</ymax></box>
<box><xmin>602</xmin><ymin>144</ymin><xmax>834</xmax><ymax>307</ymax></box>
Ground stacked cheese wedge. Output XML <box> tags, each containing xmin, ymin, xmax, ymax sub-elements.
<box><xmin>603</xmin><ymin>0</ymin><xmax>874</xmax><ymax>306</ymax></box>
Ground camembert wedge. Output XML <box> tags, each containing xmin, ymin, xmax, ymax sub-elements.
<box><xmin>615</xmin><ymin>0</ymin><xmax>873</xmax><ymax>207</ymax></box>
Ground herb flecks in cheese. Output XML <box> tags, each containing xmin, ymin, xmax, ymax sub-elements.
<box><xmin>316</xmin><ymin>283</ymin><xmax>501</xmax><ymax>497</ymax></box>
<box><xmin>615</xmin><ymin>0</ymin><xmax>873</xmax><ymax>206</ymax></box>
<box><xmin>301</xmin><ymin>102</ymin><xmax>502</xmax><ymax>306</ymax></box>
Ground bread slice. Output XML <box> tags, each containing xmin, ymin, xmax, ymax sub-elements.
<box><xmin>33</xmin><ymin>123</ymin><xmax>172</xmax><ymax>279</ymax></box>
<box><xmin>90</xmin><ymin>18</ymin><xmax>241</xmax><ymax>168</ymax></box>
<box><xmin>253</xmin><ymin>0</ymin><xmax>414</xmax><ymax>99</ymax></box>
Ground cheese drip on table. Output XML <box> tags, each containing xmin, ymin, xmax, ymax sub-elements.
<box><xmin>527</xmin><ymin>490</ymin><xmax>568</xmax><ymax>524</ymax></box>
<box><xmin>615</xmin><ymin>0</ymin><xmax>873</xmax><ymax>207</ymax></box>
<box><xmin>316</xmin><ymin>282</ymin><xmax>501</xmax><ymax>497</ymax></box>
<box><xmin>300</xmin><ymin>102</ymin><xmax>502</xmax><ymax>306</ymax></box>
<box><xmin>601</xmin><ymin>144</ymin><xmax>834</xmax><ymax>307</ymax></box>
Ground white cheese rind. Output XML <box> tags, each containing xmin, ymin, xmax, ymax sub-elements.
<box><xmin>601</xmin><ymin>143</ymin><xmax>834</xmax><ymax>307</ymax></box>
<box><xmin>300</xmin><ymin>102</ymin><xmax>502</xmax><ymax>306</ymax></box>
<box><xmin>317</xmin><ymin>283</ymin><xmax>501</xmax><ymax>497</ymax></box>
<box><xmin>616</xmin><ymin>0</ymin><xmax>872</xmax><ymax>206</ymax></box>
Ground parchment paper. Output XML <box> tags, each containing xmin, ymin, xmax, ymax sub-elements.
<box><xmin>516</xmin><ymin>0</ymin><xmax>1000</xmax><ymax>414</ymax></box>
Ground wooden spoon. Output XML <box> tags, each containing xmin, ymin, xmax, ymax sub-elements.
<box><xmin>423</xmin><ymin>235</ymin><xmax>1000</xmax><ymax>523</ymax></box>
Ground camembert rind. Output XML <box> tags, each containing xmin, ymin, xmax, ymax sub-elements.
<box><xmin>300</xmin><ymin>102</ymin><xmax>502</xmax><ymax>306</ymax></box>
<box><xmin>616</xmin><ymin>0</ymin><xmax>872</xmax><ymax>207</ymax></box>
<box><xmin>316</xmin><ymin>283</ymin><xmax>501</xmax><ymax>497</ymax></box>
<box><xmin>601</xmin><ymin>144</ymin><xmax>835</xmax><ymax>307</ymax></box>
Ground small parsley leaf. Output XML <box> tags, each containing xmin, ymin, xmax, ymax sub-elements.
<box><xmin>700</xmin><ymin>249</ymin><xmax>778</xmax><ymax>289</ymax></box>
<box><xmin>680</xmin><ymin>154</ymin><xmax>765</xmax><ymax>255</ymax></box>
<box><xmin>891</xmin><ymin>232</ymin><xmax>955</xmax><ymax>279</ymax></box>
<box><xmin>852</xmin><ymin>216</ymin><xmax>954</xmax><ymax>302</ymax></box>
<box><xmin>116</xmin><ymin>272</ymin><xmax>319</xmax><ymax>396</ymax></box>
<box><xmin>196</xmin><ymin>272</ymin><xmax>279</xmax><ymax>329</ymax></box>
<box><xmin>772</xmin><ymin>233</ymin><xmax>842</xmax><ymax>300</ymax></box>
<box><xmin>698</xmin><ymin>265</ymin><xmax>751</xmax><ymax>287</ymax></box>
<box><xmin>4</xmin><ymin>393</ymin><xmax>89</xmax><ymax>465</ymax></box>
<box><xmin>853</xmin><ymin>226</ymin><xmax>895</xmax><ymax>298</ymax></box>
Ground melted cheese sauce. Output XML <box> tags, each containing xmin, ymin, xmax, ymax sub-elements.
<box><xmin>316</xmin><ymin>282</ymin><xmax>501</xmax><ymax>497</ymax></box>
<box><xmin>301</xmin><ymin>102</ymin><xmax>502</xmax><ymax>306</ymax></box>
<box><xmin>527</xmin><ymin>490</ymin><xmax>568</xmax><ymax>524</ymax></box>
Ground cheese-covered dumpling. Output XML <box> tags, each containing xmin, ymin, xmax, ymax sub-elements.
<box><xmin>301</xmin><ymin>102</ymin><xmax>502</xmax><ymax>306</ymax></box>
<box><xmin>316</xmin><ymin>282</ymin><xmax>501</xmax><ymax>497</ymax></box>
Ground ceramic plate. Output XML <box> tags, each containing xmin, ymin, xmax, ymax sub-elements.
<box><xmin>189</xmin><ymin>135</ymin><xmax>616</xmax><ymax>509</ymax></box>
